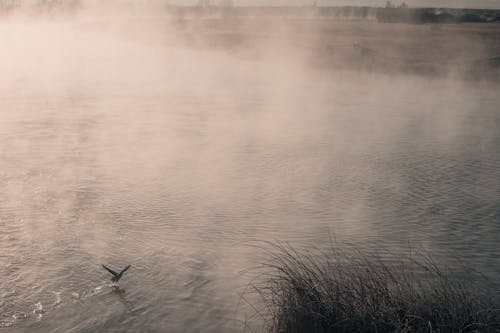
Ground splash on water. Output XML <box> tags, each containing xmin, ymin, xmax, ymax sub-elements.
<box><xmin>33</xmin><ymin>301</ymin><xmax>45</xmax><ymax>320</ymax></box>
<box><xmin>91</xmin><ymin>285</ymin><xmax>105</xmax><ymax>295</ymax></box>
<box><xmin>12</xmin><ymin>312</ymin><xmax>27</xmax><ymax>320</ymax></box>
<box><xmin>53</xmin><ymin>292</ymin><xmax>62</xmax><ymax>307</ymax></box>
<box><xmin>81</xmin><ymin>285</ymin><xmax>107</xmax><ymax>298</ymax></box>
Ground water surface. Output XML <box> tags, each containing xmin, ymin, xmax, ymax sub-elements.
<box><xmin>0</xmin><ymin>15</ymin><xmax>499</xmax><ymax>332</ymax></box>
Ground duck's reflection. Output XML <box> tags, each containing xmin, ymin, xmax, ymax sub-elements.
<box><xmin>110</xmin><ymin>286</ymin><xmax>133</xmax><ymax>312</ymax></box>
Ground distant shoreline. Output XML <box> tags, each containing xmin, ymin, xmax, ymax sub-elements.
<box><xmin>167</xmin><ymin>6</ymin><xmax>500</xmax><ymax>24</ymax></box>
<box><xmin>1</xmin><ymin>3</ymin><xmax>500</xmax><ymax>24</ymax></box>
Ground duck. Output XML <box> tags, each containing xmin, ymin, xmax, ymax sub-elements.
<box><xmin>102</xmin><ymin>264</ymin><xmax>131</xmax><ymax>284</ymax></box>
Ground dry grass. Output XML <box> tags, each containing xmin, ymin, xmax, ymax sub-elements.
<box><xmin>250</xmin><ymin>243</ymin><xmax>500</xmax><ymax>333</ymax></box>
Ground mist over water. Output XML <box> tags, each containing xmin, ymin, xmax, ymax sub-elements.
<box><xmin>0</xmin><ymin>4</ymin><xmax>499</xmax><ymax>332</ymax></box>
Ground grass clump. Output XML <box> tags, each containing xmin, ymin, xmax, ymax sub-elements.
<box><xmin>252</xmin><ymin>244</ymin><xmax>500</xmax><ymax>333</ymax></box>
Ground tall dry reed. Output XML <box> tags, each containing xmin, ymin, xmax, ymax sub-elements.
<box><xmin>249</xmin><ymin>243</ymin><xmax>499</xmax><ymax>333</ymax></box>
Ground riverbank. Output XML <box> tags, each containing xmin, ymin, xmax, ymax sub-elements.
<box><xmin>252</xmin><ymin>244</ymin><xmax>500</xmax><ymax>333</ymax></box>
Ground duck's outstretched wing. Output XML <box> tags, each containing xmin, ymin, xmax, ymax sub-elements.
<box><xmin>120</xmin><ymin>265</ymin><xmax>131</xmax><ymax>275</ymax></box>
<box><xmin>102</xmin><ymin>265</ymin><xmax>118</xmax><ymax>277</ymax></box>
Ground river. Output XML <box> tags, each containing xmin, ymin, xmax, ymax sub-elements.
<box><xmin>0</xmin><ymin>12</ymin><xmax>499</xmax><ymax>332</ymax></box>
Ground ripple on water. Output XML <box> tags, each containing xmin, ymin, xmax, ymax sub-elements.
<box><xmin>0</xmin><ymin>320</ymin><xmax>13</xmax><ymax>328</ymax></box>
<box><xmin>1</xmin><ymin>289</ymin><xmax>16</xmax><ymax>299</ymax></box>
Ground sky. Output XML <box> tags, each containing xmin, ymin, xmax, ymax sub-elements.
<box><xmin>165</xmin><ymin>0</ymin><xmax>500</xmax><ymax>9</ymax></box>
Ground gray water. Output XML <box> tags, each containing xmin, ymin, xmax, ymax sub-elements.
<box><xmin>1</xmin><ymin>12</ymin><xmax>499</xmax><ymax>333</ymax></box>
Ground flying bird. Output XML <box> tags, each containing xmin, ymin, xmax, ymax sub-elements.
<box><xmin>102</xmin><ymin>264</ymin><xmax>131</xmax><ymax>284</ymax></box>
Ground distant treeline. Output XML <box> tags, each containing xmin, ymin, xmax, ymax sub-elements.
<box><xmin>165</xmin><ymin>5</ymin><xmax>500</xmax><ymax>24</ymax></box>
<box><xmin>376</xmin><ymin>7</ymin><xmax>500</xmax><ymax>23</ymax></box>
<box><xmin>165</xmin><ymin>6</ymin><xmax>500</xmax><ymax>24</ymax></box>
<box><xmin>0</xmin><ymin>0</ymin><xmax>81</xmax><ymax>14</ymax></box>
<box><xmin>1</xmin><ymin>1</ymin><xmax>500</xmax><ymax>24</ymax></box>
<box><xmin>167</xmin><ymin>6</ymin><xmax>378</xmax><ymax>20</ymax></box>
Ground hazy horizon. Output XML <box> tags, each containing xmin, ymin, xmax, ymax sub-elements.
<box><xmin>163</xmin><ymin>0</ymin><xmax>500</xmax><ymax>9</ymax></box>
<box><xmin>4</xmin><ymin>0</ymin><xmax>500</xmax><ymax>10</ymax></box>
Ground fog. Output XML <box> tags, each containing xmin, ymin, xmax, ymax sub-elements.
<box><xmin>1</xmin><ymin>2</ymin><xmax>499</xmax><ymax>332</ymax></box>
<box><xmin>160</xmin><ymin>0</ymin><xmax>500</xmax><ymax>10</ymax></box>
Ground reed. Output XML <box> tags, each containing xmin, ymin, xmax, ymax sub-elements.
<box><xmin>252</xmin><ymin>243</ymin><xmax>500</xmax><ymax>333</ymax></box>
